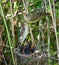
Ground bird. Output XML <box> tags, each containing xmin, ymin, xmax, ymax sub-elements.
<box><xmin>27</xmin><ymin>41</ymin><xmax>36</xmax><ymax>53</ymax></box>
<box><xmin>20</xmin><ymin>44</ymin><xmax>24</xmax><ymax>54</ymax></box>
<box><xmin>30</xmin><ymin>43</ymin><xmax>36</xmax><ymax>53</ymax></box>
<box><xmin>28</xmin><ymin>40</ymin><xmax>32</xmax><ymax>48</ymax></box>
<box><xmin>20</xmin><ymin>40</ymin><xmax>36</xmax><ymax>54</ymax></box>
<box><xmin>24</xmin><ymin>41</ymin><xmax>32</xmax><ymax>54</ymax></box>
<box><xmin>30</xmin><ymin>46</ymin><xmax>36</xmax><ymax>53</ymax></box>
<box><xmin>23</xmin><ymin>8</ymin><xmax>50</xmax><ymax>23</ymax></box>
<box><xmin>24</xmin><ymin>44</ymin><xmax>30</xmax><ymax>54</ymax></box>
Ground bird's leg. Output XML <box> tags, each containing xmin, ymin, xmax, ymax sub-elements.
<box><xmin>29</xmin><ymin>25</ymin><xmax>35</xmax><ymax>44</ymax></box>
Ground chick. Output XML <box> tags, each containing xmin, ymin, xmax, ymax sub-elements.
<box><xmin>24</xmin><ymin>40</ymin><xmax>32</xmax><ymax>54</ymax></box>
<box><xmin>30</xmin><ymin>43</ymin><xmax>36</xmax><ymax>53</ymax></box>
<box><xmin>28</xmin><ymin>41</ymin><xmax>32</xmax><ymax>48</ymax></box>
<box><xmin>20</xmin><ymin>44</ymin><xmax>24</xmax><ymax>54</ymax></box>
<box><xmin>24</xmin><ymin>44</ymin><xmax>30</xmax><ymax>54</ymax></box>
<box><xmin>20</xmin><ymin>41</ymin><xmax>36</xmax><ymax>54</ymax></box>
<box><xmin>31</xmin><ymin>46</ymin><xmax>36</xmax><ymax>53</ymax></box>
<box><xmin>28</xmin><ymin>41</ymin><xmax>36</xmax><ymax>53</ymax></box>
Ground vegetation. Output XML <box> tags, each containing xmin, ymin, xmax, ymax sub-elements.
<box><xmin>0</xmin><ymin>0</ymin><xmax>59</xmax><ymax>65</ymax></box>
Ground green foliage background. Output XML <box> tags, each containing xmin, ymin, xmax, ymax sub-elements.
<box><xmin>0</xmin><ymin>0</ymin><xmax>59</xmax><ymax>65</ymax></box>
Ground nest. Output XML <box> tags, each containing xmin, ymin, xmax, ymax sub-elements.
<box><xmin>14</xmin><ymin>48</ymin><xmax>47</xmax><ymax>65</ymax></box>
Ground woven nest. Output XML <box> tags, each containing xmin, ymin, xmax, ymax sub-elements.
<box><xmin>14</xmin><ymin>48</ymin><xmax>47</xmax><ymax>65</ymax></box>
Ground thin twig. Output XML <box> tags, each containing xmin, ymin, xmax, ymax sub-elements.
<box><xmin>2</xmin><ymin>52</ymin><xmax>8</xmax><ymax>65</ymax></box>
<box><xmin>44</xmin><ymin>0</ymin><xmax>51</xmax><ymax>65</ymax></box>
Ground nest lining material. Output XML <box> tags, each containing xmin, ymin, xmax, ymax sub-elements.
<box><xmin>14</xmin><ymin>48</ymin><xmax>46</xmax><ymax>60</ymax></box>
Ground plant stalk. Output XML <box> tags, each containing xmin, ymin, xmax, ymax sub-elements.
<box><xmin>48</xmin><ymin>0</ymin><xmax>59</xmax><ymax>65</ymax></box>
<box><xmin>0</xmin><ymin>2</ymin><xmax>15</xmax><ymax>65</ymax></box>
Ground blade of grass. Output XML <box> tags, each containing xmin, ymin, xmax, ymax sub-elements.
<box><xmin>10</xmin><ymin>0</ymin><xmax>15</xmax><ymax>47</ymax></box>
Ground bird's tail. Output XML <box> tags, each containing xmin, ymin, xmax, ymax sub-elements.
<box><xmin>42</xmin><ymin>12</ymin><xmax>51</xmax><ymax>16</ymax></box>
<box><xmin>30</xmin><ymin>12</ymin><xmax>50</xmax><ymax>21</ymax></box>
